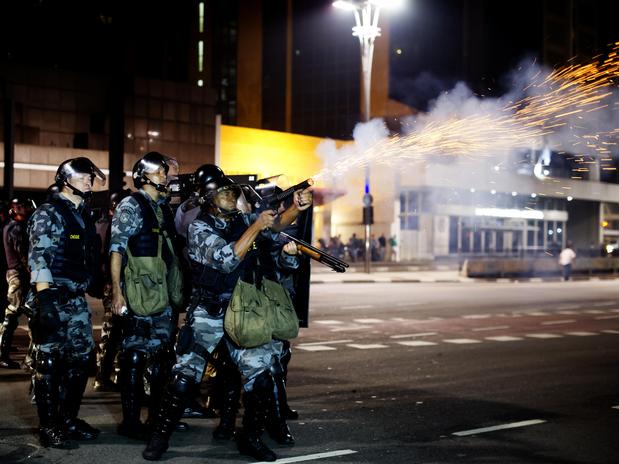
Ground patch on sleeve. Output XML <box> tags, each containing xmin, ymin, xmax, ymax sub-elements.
<box><xmin>119</xmin><ymin>212</ymin><xmax>131</xmax><ymax>224</ymax></box>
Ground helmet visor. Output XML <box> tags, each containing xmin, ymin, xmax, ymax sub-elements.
<box><xmin>62</xmin><ymin>158</ymin><xmax>107</xmax><ymax>188</ymax></box>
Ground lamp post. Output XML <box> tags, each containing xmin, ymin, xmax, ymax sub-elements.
<box><xmin>333</xmin><ymin>0</ymin><xmax>402</xmax><ymax>273</ymax></box>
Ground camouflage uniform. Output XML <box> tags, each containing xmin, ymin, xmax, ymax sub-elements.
<box><xmin>0</xmin><ymin>218</ymin><xmax>31</xmax><ymax>368</ymax></box>
<box><xmin>110</xmin><ymin>191</ymin><xmax>176</xmax><ymax>355</ymax></box>
<box><xmin>110</xmin><ymin>190</ymin><xmax>177</xmax><ymax>436</ymax></box>
<box><xmin>28</xmin><ymin>192</ymin><xmax>99</xmax><ymax>445</ymax></box>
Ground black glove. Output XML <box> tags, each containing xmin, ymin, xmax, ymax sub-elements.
<box><xmin>31</xmin><ymin>288</ymin><xmax>63</xmax><ymax>344</ymax></box>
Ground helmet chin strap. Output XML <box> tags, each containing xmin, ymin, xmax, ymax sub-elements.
<box><xmin>64</xmin><ymin>181</ymin><xmax>92</xmax><ymax>200</ymax></box>
<box><xmin>143</xmin><ymin>176</ymin><xmax>168</xmax><ymax>193</ymax></box>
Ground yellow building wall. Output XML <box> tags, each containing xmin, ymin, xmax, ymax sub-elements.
<box><xmin>219</xmin><ymin>125</ymin><xmax>327</xmax><ymax>184</ymax></box>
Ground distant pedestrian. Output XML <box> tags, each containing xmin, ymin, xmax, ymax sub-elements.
<box><xmin>559</xmin><ymin>241</ymin><xmax>576</xmax><ymax>281</ymax></box>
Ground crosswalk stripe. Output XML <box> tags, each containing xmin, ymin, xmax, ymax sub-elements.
<box><xmin>353</xmin><ymin>318</ymin><xmax>384</xmax><ymax>324</ymax></box>
<box><xmin>565</xmin><ymin>331</ymin><xmax>598</xmax><ymax>336</ymax></box>
<box><xmin>525</xmin><ymin>333</ymin><xmax>563</xmax><ymax>339</ymax></box>
<box><xmin>443</xmin><ymin>338</ymin><xmax>481</xmax><ymax>344</ymax></box>
<box><xmin>296</xmin><ymin>345</ymin><xmax>337</xmax><ymax>352</ymax></box>
<box><xmin>346</xmin><ymin>344</ymin><xmax>388</xmax><ymax>349</ymax></box>
<box><xmin>314</xmin><ymin>320</ymin><xmax>343</xmax><ymax>325</ymax></box>
<box><xmin>485</xmin><ymin>336</ymin><xmax>523</xmax><ymax>342</ymax></box>
<box><xmin>397</xmin><ymin>340</ymin><xmax>437</xmax><ymax>347</ymax></box>
<box><xmin>602</xmin><ymin>329</ymin><xmax>619</xmax><ymax>334</ymax></box>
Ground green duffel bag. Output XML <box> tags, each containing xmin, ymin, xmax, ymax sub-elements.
<box><xmin>262</xmin><ymin>278</ymin><xmax>299</xmax><ymax>341</ymax></box>
<box><xmin>224</xmin><ymin>279</ymin><xmax>272</xmax><ymax>348</ymax></box>
<box><xmin>124</xmin><ymin>240</ymin><xmax>169</xmax><ymax>316</ymax></box>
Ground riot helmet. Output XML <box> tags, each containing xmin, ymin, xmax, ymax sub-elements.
<box><xmin>132</xmin><ymin>151</ymin><xmax>178</xmax><ymax>193</ymax></box>
<box><xmin>192</xmin><ymin>164</ymin><xmax>225</xmax><ymax>192</ymax></box>
<box><xmin>109</xmin><ymin>188</ymin><xmax>132</xmax><ymax>211</ymax></box>
<box><xmin>55</xmin><ymin>157</ymin><xmax>106</xmax><ymax>199</ymax></box>
<box><xmin>9</xmin><ymin>198</ymin><xmax>36</xmax><ymax>220</ymax></box>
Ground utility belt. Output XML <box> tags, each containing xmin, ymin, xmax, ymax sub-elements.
<box><xmin>37</xmin><ymin>286</ymin><xmax>85</xmax><ymax>305</ymax></box>
<box><xmin>188</xmin><ymin>287</ymin><xmax>227</xmax><ymax>318</ymax></box>
<box><xmin>122</xmin><ymin>316</ymin><xmax>152</xmax><ymax>339</ymax></box>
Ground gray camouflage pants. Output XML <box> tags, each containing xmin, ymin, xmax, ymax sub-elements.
<box><xmin>173</xmin><ymin>304</ymin><xmax>278</xmax><ymax>392</ymax></box>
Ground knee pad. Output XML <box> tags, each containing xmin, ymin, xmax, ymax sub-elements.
<box><xmin>120</xmin><ymin>350</ymin><xmax>147</xmax><ymax>369</ymax></box>
<box><xmin>252</xmin><ymin>370</ymin><xmax>274</xmax><ymax>394</ymax></box>
<box><xmin>35</xmin><ymin>351</ymin><xmax>61</xmax><ymax>375</ymax></box>
<box><xmin>169</xmin><ymin>373</ymin><xmax>196</xmax><ymax>397</ymax></box>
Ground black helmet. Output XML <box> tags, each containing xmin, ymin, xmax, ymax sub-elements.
<box><xmin>132</xmin><ymin>152</ymin><xmax>177</xmax><ymax>192</ymax></box>
<box><xmin>192</xmin><ymin>164</ymin><xmax>225</xmax><ymax>190</ymax></box>
<box><xmin>9</xmin><ymin>198</ymin><xmax>36</xmax><ymax>219</ymax></box>
<box><xmin>55</xmin><ymin>157</ymin><xmax>106</xmax><ymax>199</ymax></box>
<box><xmin>109</xmin><ymin>189</ymin><xmax>132</xmax><ymax>210</ymax></box>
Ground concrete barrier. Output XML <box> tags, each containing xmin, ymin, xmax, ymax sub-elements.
<box><xmin>461</xmin><ymin>257</ymin><xmax>619</xmax><ymax>278</ymax></box>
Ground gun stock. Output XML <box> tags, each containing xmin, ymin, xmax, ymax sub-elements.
<box><xmin>281</xmin><ymin>232</ymin><xmax>349</xmax><ymax>273</ymax></box>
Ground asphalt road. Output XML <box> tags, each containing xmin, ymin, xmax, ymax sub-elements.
<box><xmin>1</xmin><ymin>280</ymin><xmax>619</xmax><ymax>463</ymax></box>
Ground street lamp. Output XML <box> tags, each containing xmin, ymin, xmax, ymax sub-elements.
<box><xmin>333</xmin><ymin>0</ymin><xmax>404</xmax><ymax>273</ymax></box>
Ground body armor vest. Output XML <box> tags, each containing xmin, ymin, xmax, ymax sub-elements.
<box><xmin>190</xmin><ymin>212</ymin><xmax>259</xmax><ymax>298</ymax></box>
<box><xmin>127</xmin><ymin>192</ymin><xmax>177</xmax><ymax>267</ymax></box>
<box><xmin>47</xmin><ymin>197</ymin><xmax>95</xmax><ymax>283</ymax></box>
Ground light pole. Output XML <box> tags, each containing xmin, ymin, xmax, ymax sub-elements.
<box><xmin>333</xmin><ymin>0</ymin><xmax>403</xmax><ymax>273</ymax></box>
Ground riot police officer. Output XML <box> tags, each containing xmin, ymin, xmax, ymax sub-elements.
<box><xmin>28</xmin><ymin>157</ymin><xmax>105</xmax><ymax>448</ymax></box>
<box><xmin>0</xmin><ymin>198</ymin><xmax>35</xmax><ymax>368</ymax></box>
<box><xmin>143</xmin><ymin>167</ymin><xmax>312</xmax><ymax>462</ymax></box>
<box><xmin>109</xmin><ymin>152</ymin><xmax>183</xmax><ymax>440</ymax></box>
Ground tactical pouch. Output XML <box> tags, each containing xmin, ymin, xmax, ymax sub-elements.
<box><xmin>224</xmin><ymin>279</ymin><xmax>272</xmax><ymax>348</ymax></box>
<box><xmin>124</xmin><ymin>238</ymin><xmax>168</xmax><ymax>316</ymax></box>
<box><xmin>262</xmin><ymin>278</ymin><xmax>299</xmax><ymax>341</ymax></box>
<box><xmin>31</xmin><ymin>288</ymin><xmax>63</xmax><ymax>344</ymax></box>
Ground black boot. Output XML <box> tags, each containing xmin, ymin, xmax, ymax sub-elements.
<box><xmin>142</xmin><ymin>373</ymin><xmax>193</xmax><ymax>461</ymax></box>
<box><xmin>60</xmin><ymin>355</ymin><xmax>100</xmax><ymax>440</ymax></box>
<box><xmin>237</xmin><ymin>372</ymin><xmax>277</xmax><ymax>462</ymax></box>
<box><xmin>266</xmin><ymin>371</ymin><xmax>295</xmax><ymax>445</ymax></box>
<box><xmin>0</xmin><ymin>313</ymin><xmax>20</xmax><ymax>369</ymax></box>
<box><xmin>117</xmin><ymin>350</ymin><xmax>150</xmax><ymax>440</ymax></box>
<box><xmin>34</xmin><ymin>351</ymin><xmax>75</xmax><ymax>449</ymax></box>
<box><xmin>279</xmin><ymin>342</ymin><xmax>298</xmax><ymax>420</ymax></box>
<box><xmin>213</xmin><ymin>367</ymin><xmax>241</xmax><ymax>440</ymax></box>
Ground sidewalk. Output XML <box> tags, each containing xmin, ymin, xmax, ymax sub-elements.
<box><xmin>310</xmin><ymin>263</ymin><xmax>619</xmax><ymax>284</ymax></box>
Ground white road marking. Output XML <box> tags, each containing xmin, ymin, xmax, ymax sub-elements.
<box><xmin>472</xmin><ymin>325</ymin><xmax>510</xmax><ymax>332</ymax></box>
<box><xmin>524</xmin><ymin>312</ymin><xmax>549</xmax><ymax>317</ymax></box>
<box><xmin>390</xmin><ymin>317</ymin><xmax>411</xmax><ymax>322</ymax></box>
<box><xmin>397</xmin><ymin>340</ymin><xmax>438</xmax><ymax>347</ymax></box>
<box><xmin>612</xmin><ymin>406</ymin><xmax>619</xmax><ymax>410</ymax></box>
<box><xmin>330</xmin><ymin>325</ymin><xmax>371</xmax><ymax>332</ymax></box>
<box><xmin>443</xmin><ymin>338</ymin><xmax>482</xmax><ymax>344</ymax></box>
<box><xmin>452</xmin><ymin>419</ymin><xmax>546</xmax><ymax>437</ymax></box>
<box><xmin>256</xmin><ymin>449</ymin><xmax>358</xmax><ymax>463</ymax></box>
<box><xmin>347</xmin><ymin>344</ymin><xmax>388</xmax><ymax>349</ymax></box>
<box><xmin>390</xmin><ymin>332</ymin><xmax>437</xmax><ymax>339</ymax></box>
<box><xmin>296</xmin><ymin>340</ymin><xmax>353</xmax><ymax>346</ymax></box>
<box><xmin>610</xmin><ymin>309</ymin><xmax>619</xmax><ymax>313</ymax></box>
<box><xmin>565</xmin><ymin>331</ymin><xmax>598</xmax><ymax>336</ymax></box>
<box><xmin>314</xmin><ymin>320</ymin><xmax>343</xmax><ymax>325</ymax></box>
<box><xmin>541</xmin><ymin>319</ymin><xmax>576</xmax><ymax>325</ymax></box>
<box><xmin>595</xmin><ymin>315</ymin><xmax>619</xmax><ymax>320</ymax></box>
<box><xmin>602</xmin><ymin>329</ymin><xmax>619</xmax><ymax>334</ymax></box>
<box><xmin>341</xmin><ymin>305</ymin><xmax>373</xmax><ymax>310</ymax></box>
<box><xmin>295</xmin><ymin>345</ymin><xmax>336</xmax><ymax>352</ymax></box>
<box><xmin>525</xmin><ymin>333</ymin><xmax>563</xmax><ymax>339</ymax></box>
<box><xmin>556</xmin><ymin>310</ymin><xmax>578</xmax><ymax>315</ymax></box>
<box><xmin>463</xmin><ymin>314</ymin><xmax>492</xmax><ymax>319</ymax></box>
<box><xmin>353</xmin><ymin>318</ymin><xmax>384</xmax><ymax>324</ymax></box>
<box><xmin>583</xmin><ymin>309</ymin><xmax>606</xmax><ymax>314</ymax></box>
<box><xmin>593</xmin><ymin>302</ymin><xmax>616</xmax><ymax>307</ymax></box>
<box><xmin>485</xmin><ymin>336</ymin><xmax>523</xmax><ymax>342</ymax></box>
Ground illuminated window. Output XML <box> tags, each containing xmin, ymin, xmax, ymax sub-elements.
<box><xmin>197</xmin><ymin>79</ymin><xmax>204</xmax><ymax>87</ymax></box>
<box><xmin>198</xmin><ymin>40</ymin><xmax>204</xmax><ymax>72</ymax></box>
<box><xmin>199</xmin><ymin>2</ymin><xmax>204</xmax><ymax>33</ymax></box>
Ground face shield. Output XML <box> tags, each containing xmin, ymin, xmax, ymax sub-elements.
<box><xmin>136</xmin><ymin>154</ymin><xmax>178</xmax><ymax>195</ymax></box>
<box><xmin>57</xmin><ymin>158</ymin><xmax>107</xmax><ymax>199</ymax></box>
<box><xmin>211</xmin><ymin>179</ymin><xmax>251</xmax><ymax>216</ymax></box>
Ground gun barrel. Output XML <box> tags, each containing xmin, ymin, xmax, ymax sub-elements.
<box><xmin>274</xmin><ymin>178</ymin><xmax>314</xmax><ymax>204</ymax></box>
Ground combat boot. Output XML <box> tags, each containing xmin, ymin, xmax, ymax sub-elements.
<box><xmin>34</xmin><ymin>351</ymin><xmax>75</xmax><ymax>449</ymax></box>
<box><xmin>60</xmin><ymin>357</ymin><xmax>100</xmax><ymax>440</ymax></box>
<box><xmin>236</xmin><ymin>372</ymin><xmax>277</xmax><ymax>462</ymax></box>
<box><xmin>266</xmin><ymin>372</ymin><xmax>294</xmax><ymax>445</ymax></box>
<box><xmin>213</xmin><ymin>369</ymin><xmax>241</xmax><ymax>440</ymax></box>
<box><xmin>117</xmin><ymin>350</ymin><xmax>150</xmax><ymax>440</ymax></box>
<box><xmin>142</xmin><ymin>373</ymin><xmax>193</xmax><ymax>461</ymax></box>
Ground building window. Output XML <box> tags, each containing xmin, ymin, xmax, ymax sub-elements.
<box><xmin>198</xmin><ymin>40</ymin><xmax>204</xmax><ymax>73</ymax></box>
<box><xmin>198</xmin><ymin>2</ymin><xmax>204</xmax><ymax>33</ymax></box>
